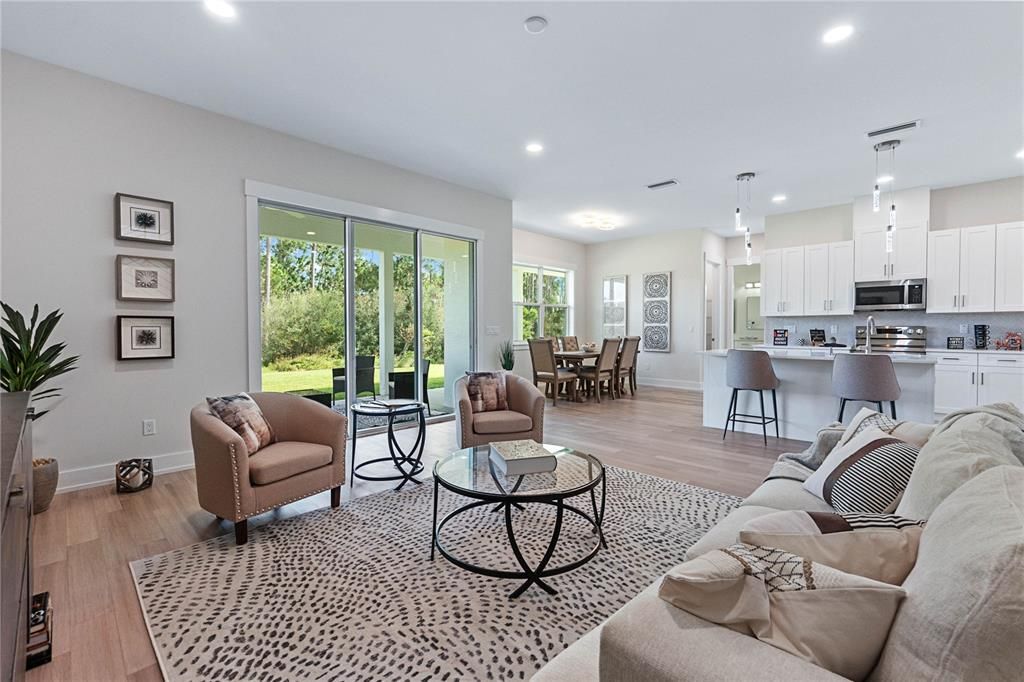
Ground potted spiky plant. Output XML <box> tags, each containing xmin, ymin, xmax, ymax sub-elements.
<box><xmin>0</xmin><ymin>303</ymin><xmax>79</xmax><ymax>512</ymax></box>
<box><xmin>499</xmin><ymin>339</ymin><xmax>515</xmax><ymax>371</ymax></box>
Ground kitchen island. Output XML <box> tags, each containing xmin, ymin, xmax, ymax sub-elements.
<box><xmin>700</xmin><ymin>348</ymin><xmax>936</xmax><ymax>441</ymax></box>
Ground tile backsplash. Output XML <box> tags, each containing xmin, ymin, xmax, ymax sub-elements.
<box><xmin>764</xmin><ymin>311</ymin><xmax>1024</xmax><ymax>349</ymax></box>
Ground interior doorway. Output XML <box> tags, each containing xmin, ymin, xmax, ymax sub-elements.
<box><xmin>704</xmin><ymin>259</ymin><xmax>723</xmax><ymax>351</ymax></box>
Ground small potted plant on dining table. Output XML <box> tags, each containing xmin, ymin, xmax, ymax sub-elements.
<box><xmin>0</xmin><ymin>302</ymin><xmax>79</xmax><ymax>513</ymax></box>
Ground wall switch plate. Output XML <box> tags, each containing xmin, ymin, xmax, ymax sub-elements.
<box><xmin>829</xmin><ymin>324</ymin><xmax>839</xmax><ymax>336</ymax></box>
<box><xmin>142</xmin><ymin>419</ymin><xmax>157</xmax><ymax>436</ymax></box>
<box><xmin>959</xmin><ymin>324</ymin><xmax>969</xmax><ymax>335</ymax></box>
<box><xmin>485</xmin><ymin>325</ymin><xmax>499</xmax><ymax>336</ymax></box>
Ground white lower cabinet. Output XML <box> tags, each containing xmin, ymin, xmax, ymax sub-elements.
<box><xmin>934</xmin><ymin>354</ymin><xmax>977</xmax><ymax>414</ymax></box>
<box><xmin>978</xmin><ymin>356</ymin><xmax>1024</xmax><ymax>407</ymax></box>
<box><xmin>935</xmin><ymin>353</ymin><xmax>1024</xmax><ymax>414</ymax></box>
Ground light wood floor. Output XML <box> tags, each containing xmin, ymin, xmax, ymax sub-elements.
<box><xmin>26</xmin><ymin>387</ymin><xmax>807</xmax><ymax>682</ymax></box>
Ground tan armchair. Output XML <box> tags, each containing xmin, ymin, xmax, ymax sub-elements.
<box><xmin>454</xmin><ymin>373</ymin><xmax>545</xmax><ymax>448</ymax></box>
<box><xmin>190</xmin><ymin>392</ymin><xmax>347</xmax><ymax>544</ymax></box>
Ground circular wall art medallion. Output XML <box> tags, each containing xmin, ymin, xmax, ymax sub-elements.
<box><xmin>643</xmin><ymin>300</ymin><xmax>669</xmax><ymax>324</ymax></box>
<box><xmin>643</xmin><ymin>273</ymin><xmax>670</xmax><ymax>299</ymax></box>
<box><xmin>643</xmin><ymin>325</ymin><xmax>669</xmax><ymax>351</ymax></box>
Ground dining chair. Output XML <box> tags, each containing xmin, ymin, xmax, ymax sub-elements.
<box><xmin>528</xmin><ymin>338</ymin><xmax>578</xmax><ymax>406</ymax></box>
<box><xmin>832</xmin><ymin>353</ymin><xmax>901</xmax><ymax>421</ymax></box>
<box><xmin>615</xmin><ymin>336</ymin><xmax>641</xmax><ymax>396</ymax></box>
<box><xmin>560</xmin><ymin>336</ymin><xmax>580</xmax><ymax>351</ymax></box>
<box><xmin>577</xmin><ymin>338</ymin><xmax>619</xmax><ymax>402</ymax></box>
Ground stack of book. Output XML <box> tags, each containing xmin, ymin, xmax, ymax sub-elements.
<box><xmin>26</xmin><ymin>591</ymin><xmax>53</xmax><ymax>669</ymax></box>
<box><xmin>489</xmin><ymin>440</ymin><xmax>557</xmax><ymax>475</ymax></box>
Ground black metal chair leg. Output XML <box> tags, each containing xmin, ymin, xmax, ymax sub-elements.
<box><xmin>759</xmin><ymin>390</ymin><xmax>767</xmax><ymax>446</ymax></box>
<box><xmin>876</xmin><ymin>401</ymin><xmax>883</xmax><ymax>413</ymax></box>
<box><xmin>837</xmin><ymin>398</ymin><xmax>847</xmax><ymax>422</ymax></box>
<box><xmin>771</xmin><ymin>389</ymin><xmax>779</xmax><ymax>438</ymax></box>
<box><xmin>890</xmin><ymin>401</ymin><xmax>897</xmax><ymax>420</ymax></box>
<box><xmin>723</xmin><ymin>388</ymin><xmax>737</xmax><ymax>440</ymax></box>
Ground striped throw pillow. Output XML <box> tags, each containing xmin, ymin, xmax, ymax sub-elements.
<box><xmin>804</xmin><ymin>427</ymin><xmax>920</xmax><ymax>514</ymax></box>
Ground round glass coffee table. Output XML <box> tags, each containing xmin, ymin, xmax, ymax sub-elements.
<box><xmin>430</xmin><ymin>443</ymin><xmax>606</xmax><ymax>598</ymax></box>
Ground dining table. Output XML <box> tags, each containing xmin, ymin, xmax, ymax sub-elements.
<box><xmin>554</xmin><ymin>349</ymin><xmax>600</xmax><ymax>364</ymax></box>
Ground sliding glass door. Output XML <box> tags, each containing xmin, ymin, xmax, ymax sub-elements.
<box><xmin>258</xmin><ymin>203</ymin><xmax>474</xmax><ymax>428</ymax></box>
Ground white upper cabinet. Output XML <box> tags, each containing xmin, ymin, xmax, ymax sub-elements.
<box><xmin>959</xmin><ymin>225</ymin><xmax>996</xmax><ymax>312</ymax></box>
<box><xmin>889</xmin><ymin>224</ymin><xmax>928</xmax><ymax>279</ymax></box>
<box><xmin>927</xmin><ymin>229</ymin><xmax>962</xmax><ymax>313</ymax></box>
<box><xmin>828</xmin><ymin>240</ymin><xmax>855</xmax><ymax>315</ymax></box>
<box><xmin>995</xmin><ymin>221</ymin><xmax>1024</xmax><ymax>311</ymax></box>
<box><xmin>761</xmin><ymin>248</ymin><xmax>783</xmax><ymax>317</ymax></box>
<box><xmin>762</xmin><ymin>247</ymin><xmax>804</xmax><ymax>316</ymax></box>
<box><xmin>803</xmin><ymin>244</ymin><xmax>830</xmax><ymax>316</ymax></box>
<box><xmin>853</xmin><ymin>187</ymin><xmax>930</xmax><ymax>282</ymax></box>
<box><xmin>854</xmin><ymin>228</ymin><xmax>889</xmax><ymax>282</ymax></box>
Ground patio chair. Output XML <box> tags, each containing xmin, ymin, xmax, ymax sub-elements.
<box><xmin>332</xmin><ymin>355</ymin><xmax>377</xmax><ymax>403</ymax></box>
<box><xmin>388</xmin><ymin>360</ymin><xmax>432</xmax><ymax>415</ymax></box>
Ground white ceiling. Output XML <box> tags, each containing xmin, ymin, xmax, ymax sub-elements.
<box><xmin>3</xmin><ymin>2</ymin><xmax>1022</xmax><ymax>242</ymax></box>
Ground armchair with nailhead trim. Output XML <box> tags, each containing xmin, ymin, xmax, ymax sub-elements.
<box><xmin>454</xmin><ymin>373</ymin><xmax>545</xmax><ymax>449</ymax></box>
<box><xmin>190</xmin><ymin>392</ymin><xmax>347</xmax><ymax>544</ymax></box>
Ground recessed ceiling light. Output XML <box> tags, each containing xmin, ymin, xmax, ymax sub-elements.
<box><xmin>306</xmin><ymin>231</ymin><xmax>316</xmax><ymax>236</ymax></box>
<box><xmin>204</xmin><ymin>0</ymin><xmax>237</xmax><ymax>19</ymax></box>
<box><xmin>876</xmin><ymin>175</ymin><xmax>894</xmax><ymax>184</ymax></box>
<box><xmin>524</xmin><ymin>16</ymin><xmax>548</xmax><ymax>34</ymax></box>
<box><xmin>1017</xmin><ymin>149</ymin><xmax>1024</xmax><ymax>159</ymax></box>
<box><xmin>525</xmin><ymin>142</ymin><xmax>544</xmax><ymax>154</ymax></box>
<box><xmin>822</xmin><ymin>24</ymin><xmax>854</xmax><ymax>44</ymax></box>
<box><xmin>771</xmin><ymin>194</ymin><xmax>787</xmax><ymax>203</ymax></box>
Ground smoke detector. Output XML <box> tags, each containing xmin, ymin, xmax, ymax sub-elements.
<box><xmin>524</xmin><ymin>16</ymin><xmax>548</xmax><ymax>34</ymax></box>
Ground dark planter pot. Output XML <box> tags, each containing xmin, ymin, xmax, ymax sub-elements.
<box><xmin>32</xmin><ymin>458</ymin><xmax>59</xmax><ymax>514</ymax></box>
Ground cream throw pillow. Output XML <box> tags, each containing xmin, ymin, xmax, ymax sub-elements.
<box><xmin>660</xmin><ymin>544</ymin><xmax>905</xmax><ymax>681</ymax></box>
<box><xmin>739</xmin><ymin>510</ymin><xmax>925</xmax><ymax>584</ymax></box>
<box><xmin>206</xmin><ymin>393</ymin><xmax>274</xmax><ymax>455</ymax></box>
<box><xmin>840</xmin><ymin>407</ymin><xmax>934</xmax><ymax>448</ymax></box>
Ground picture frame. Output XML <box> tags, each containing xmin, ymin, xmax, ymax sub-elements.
<box><xmin>116</xmin><ymin>255</ymin><xmax>175</xmax><ymax>302</ymax></box>
<box><xmin>115</xmin><ymin>193</ymin><xmax>174</xmax><ymax>244</ymax></box>
<box><xmin>602</xmin><ymin>275</ymin><xmax>627</xmax><ymax>338</ymax></box>
<box><xmin>117</xmin><ymin>316</ymin><xmax>175</xmax><ymax>360</ymax></box>
<box><xmin>641</xmin><ymin>271</ymin><xmax>671</xmax><ymax>352</ymax></box>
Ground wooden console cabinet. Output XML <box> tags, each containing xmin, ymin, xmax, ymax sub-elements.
<box><xmin>1</xmin><ymin>393</ymin><xmax>33</xmax><ymax>682</ymax></box>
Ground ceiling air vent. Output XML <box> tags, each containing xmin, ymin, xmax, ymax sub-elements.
<box><xmin>866</xmin><ymin>120</ymin><xmax>922</xmax><ymax>139</ymax></box>
<box><xmin>646</xmin><ymin>179</ymin><xmax>678</xmax><ymax>190</ymax></box>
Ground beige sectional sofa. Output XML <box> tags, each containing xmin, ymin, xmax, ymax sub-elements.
<box><xmin>534</xmin><ymin>405</ymin><xmax>1024</xmax><ymax>681</ymax></box>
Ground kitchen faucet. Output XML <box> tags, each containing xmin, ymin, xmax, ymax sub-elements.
<box><xmin>865</xmin><ymin>315</ymin><xmax>877</xmax><ymax>354</ymax></box>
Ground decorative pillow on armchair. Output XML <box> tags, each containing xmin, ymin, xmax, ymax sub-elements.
<box><xmin>465</xmin><ymin>372</ymin><xmax>508</xmax><ymax>413</ymax></box>
<box><xmin>206</xmin><ymin>393</ymin><xmax>274</xmax><ymax>455</ymax></box>
<box><xmin>803</xmin><ymin>427</ymin><xmax>920</xmax><ymax>514</ymax></box>
<box><xmin>659</xmin><ymin>543</ymin><xmax>905</xmax><ymax>681</ymax></box>
<box><xmin>739</xmin><ymin>510</ymin><xmax>926</xmax><ymax>584</ymax></box>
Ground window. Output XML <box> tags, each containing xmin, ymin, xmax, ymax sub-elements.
<box><xmin>513</xmin><ymin>264</ymin><xmax>573</xmax><ymax>341</ymax></box>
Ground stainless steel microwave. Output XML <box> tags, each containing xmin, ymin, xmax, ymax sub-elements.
<box><xmin>854</xmin><ymin>279</ymin><xmax>927</xmax><ymax>312</ymax></box>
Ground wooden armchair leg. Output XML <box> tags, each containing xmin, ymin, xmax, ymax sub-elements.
<box><xmin>234</xmin><ymin>520</ymin><xmax>248</xmax><ymax>545</ymax></box>
<box><xmin>331</xmin><ymin>486</ymin><xmax>341</xmax><ymax>508</ymax></box>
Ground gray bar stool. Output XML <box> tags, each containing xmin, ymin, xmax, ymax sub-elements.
<box><xmin>832</xmin><ymin>353</ymin><xmax>901</xmax><ymax>422</ymax></box>
<box><xmin>723</xmin><ymin>350</ymin><xmax>780</xmax><ymax>445</ymax></box>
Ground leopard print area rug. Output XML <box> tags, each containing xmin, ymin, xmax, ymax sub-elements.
<box><xmin>131</xmin><ymin>466</ymin><xmax>740</xmax><ymax>681</ymax></box>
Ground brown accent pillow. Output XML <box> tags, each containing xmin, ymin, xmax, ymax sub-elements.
<box><xmin>465</xmin><ymin>372</ymin><xmax>508</xmax><ymax>413</ymax></box>
<box><xmin>660</xmin><ymin>543</ymin><xmax>905</xmax><ymax>681</ymax></box>
<box><xmin>206</xmin><ymin>393</ymin><xmax>274</xmax><ymax>455</ymax></box>
<box><xmin>739</xmin><ymin>510</ymin><xmax>926</xmax><ymax>584</ymax></box>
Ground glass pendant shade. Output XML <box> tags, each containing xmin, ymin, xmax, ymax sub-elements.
<box><xmin>873</xmin><ymin>185</ymin><xmax>880</xmax><ymax>212</ymax></box>
<box><xmin>735</xmin><ymin>208</ymin><xmax>742</xmax><ymax>231</ymax></box>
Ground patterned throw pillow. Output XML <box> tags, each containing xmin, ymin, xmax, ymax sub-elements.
<box><xmin>804</xmin><ymin>427</ymin><xmax>920</xmax><ymax>514</ymax></box>
<box><xmin>206</xmin><ymin>393</ymin><xmax>274</xmax><ymax>455</ymax></box>
<box><xmin>660</xmin><ymin>543</ymin><xmax>906</xmax><ymax>681</ymax></box>
<box><xmin>464</xmin><ymin>372</ymin><xmax>508</xmax><ymax>413</ymax></box>
<box><xmin>740</xmin><ymin>510</ymin><xmax>926</xmax><ymax>584</ymax></box>
<box><xmin>840</xmin><ymin>407</ymin><xmax>934</xmax><ymax>448</ymax></box>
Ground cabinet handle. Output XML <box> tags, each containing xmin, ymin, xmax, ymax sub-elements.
<box><xmin>971</xmin><ymin>371</ymin><xmax>975</xmax><ymax>385</ymax></box>
<box><xmin>942</xmin><ymin>357</ymin><xmax>960</xmax><ymax>361</ymax></box>
<box><xmin>953</xmin><ymin>295</ymin><xmax>957</xmax><ymax>309</ymax></box>
<box><xmin>961</xmin><ymin>294</ymin><xmax>966</xmax><ymax>308</ymax></box>
<box><xmin>981</xmin><ymin>372</ymin><xmax>985</xmax><ymax>386</ymax></box>
<box><xmin>997</xmin><ymin>359</ymin><xmax>1018</xmax><ymax>363</ymax></box>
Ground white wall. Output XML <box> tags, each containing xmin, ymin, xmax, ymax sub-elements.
<box><xmin>585</xmin><ymin>230</ymin><xmax>721</xmax><ymax>390</ymax></box>
<box><xmin>1</xmin><ymin>53</ymin><xmax>513</xmax><ymax>490</ymax></box>
<box><xmin>765</xmin><ymin>203</ymin><xmax>853</xmax><ymax>249</ymax></box>
<box><xmin>510</xmin><ymin>228</ymin><xmax>588</xmax><ymax>378</ymax></box>
<box><xmin>725</xmin><ymin>233</ymin><xmax>765</xmax><ymax>261</ymax></box>
<box><xmin>930</xmin><ymin>176</ymin><xmax>1024</xmax><ymax>230</ymax></box>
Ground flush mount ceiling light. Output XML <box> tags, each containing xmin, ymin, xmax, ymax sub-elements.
<box><xmin>822</xmin><ymin>24</ymin><xmax>854</xmax><ymax>44</ymax></box>
<box><xmin>204</xmin><ymin>0</ymin><xmax>237</xmax><ymax>19</ymax></box>
<box><xmin>524</xmin><ymin>16</ymin><xmax>548</xmax><ymax>34</ymax></box>
<box><xmin>771</xmin><ymin>194</ymin><xmax>787</xmax><ymax>203</ymax></box>
<box><xmin>735</xmin><ymin>172</ymin><xmax>755</xmax><ymax>232</ymax></box>
<box><xmin>525</xmin><ymin>142</ymin><xmax>544</xmax><ymax>154</ymax></box>
<box><xmin>576</xmin><ymin>213</ymin><xmax>618</xmax><ymax>231</ymax></box>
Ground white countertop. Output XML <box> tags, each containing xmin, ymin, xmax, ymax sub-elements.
<box><xmin>699</xmin><ymin>347</ymin><xmax>937</xmax><ymax>364</ymax></box>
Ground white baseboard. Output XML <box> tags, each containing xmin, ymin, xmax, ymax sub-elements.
<box><xmin>56</xmin><ymin>449</ymin><xmax>195</xmax><ymax>493</ymax></box>
<box><xmin>637</xmin><ymin>377</ymin><xmax>703</xmax><ymax>392</ymax></box>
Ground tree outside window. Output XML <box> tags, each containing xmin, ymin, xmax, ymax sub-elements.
<box><xmin>513</xmin><ymin>264</ymin><xmax>573</xmax><ymax>341</ymax></box>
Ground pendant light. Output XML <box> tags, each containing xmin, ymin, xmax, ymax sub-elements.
<box><xmin>735</xmin><ymin>172</ymin><xmax>755</xmax><ymax>232</ymax></box>
<box><xmin>745</xmin><ymin>226</ymin><xmax>753</xmax><ymax>265</ymax></box>
<box><xmin>873</xmin><ymin>140</ymin><xmax>900</xmax><ymax>254</ymax></box>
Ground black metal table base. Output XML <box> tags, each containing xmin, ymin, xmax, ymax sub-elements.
<box><xmin>430</xmin><ymin>469</ymin><xmax>607</xmax><ymax>598</ymax></box>
<box><xmin>350</xmin><ymin>405</ymin><xmax>426</xmax><ymax>491</ymax></box>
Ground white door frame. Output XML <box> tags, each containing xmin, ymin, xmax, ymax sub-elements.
<box><xmin>725</xmin><ymin>255</ymin><xmax>761</xmax><ymax>349</ymax></box>
<box><xmin>702</xmin><ymin>256</ymin><xmax>725</xmax><ymax>352</ymax></box>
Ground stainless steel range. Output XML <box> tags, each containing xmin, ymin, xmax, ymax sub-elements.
<box><xmin>855</xmin><ymin>325</ymin><xmax>927</xmax><ymax>354</ymax></box>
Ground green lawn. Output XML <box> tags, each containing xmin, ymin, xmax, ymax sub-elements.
<box><xmin>262</xmin><ymin>363</ymin><xmax>447</xmax><ymax>395</ymax></box>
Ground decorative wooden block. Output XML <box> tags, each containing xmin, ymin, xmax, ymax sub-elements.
<box><xmin>116</xmin><ymin>458</ymin><xmax>153</xmax><ymax>493</ymax></box>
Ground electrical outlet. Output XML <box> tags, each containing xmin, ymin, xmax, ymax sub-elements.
<box><xmin>485</xmin><ymin>325</ymin><xmax>500</xmax><ymax>336</ymax></box>
<box><xmin>959</xmin><ymin>324</ymin><xmax>969</xmax><ymax>335</ymax></box>
<box><xmin>142</xmin><ymin>419</ymin><xmax>157</xmax><ymax>436</ymax></box>
<box><xmin>829</xmin><ymin>324</ymin><xmax>839</xmax><ymax>336</ymax></box>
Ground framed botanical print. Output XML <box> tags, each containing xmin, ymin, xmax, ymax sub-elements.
<box><xmin>117</xmin><ymin>256</ymin><xmax>175</xmax><ymax>302</ymax></box>
<box><xmin>117</xmin><ymin>316</ymin><xmax>175</xmax><ymax>360</ymax></box>
<box><xmin>115</xmin><ymin>193</ymin><xmax>174</xmax><ymax>244</ymax></box>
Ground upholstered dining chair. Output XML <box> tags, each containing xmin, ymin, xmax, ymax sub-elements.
<box><xmin>528</xmin><ymin>338</ymin><xmax>578</xmax><ymax>405</ymax></box>
<box><xmin>616</xmin><ymin>336</ymin><xmax>641</xmax><ymax>396</ymax></box>
<box><xmin>454</xmin><ymin>373</ymin><xmax>545</xmax><ymax>448</ymax></box>
<box><xmin>560</xmin><ymin>336</ymin><xmax>580</xmax><ymax>351</ymax></box>
<box><xmin>578</xmin><ymin>338</ymin><xmax>620</xmax><ymax>402</ymax></box>
<box><xmin>190</xmin><ymin>392</ymin><xmax>347</xmax><ymax>545</ymax></box>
